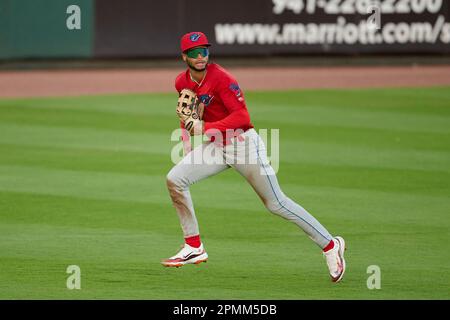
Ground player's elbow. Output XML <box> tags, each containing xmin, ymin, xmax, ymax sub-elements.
<box><xmin>239</xmin><ymin>108</ymin><xmax>251</xmax><ymax>127</ymax></box>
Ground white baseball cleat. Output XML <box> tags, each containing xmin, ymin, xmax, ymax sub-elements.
<box><xmin>323</xmin><ymin>236</ymin><xmax>346</xmax><ymax>283</ymax></box>
<box><xmin>161</xmin><ymin>243</ymin><xmax>208</xmax><ymax>268</ymax></box>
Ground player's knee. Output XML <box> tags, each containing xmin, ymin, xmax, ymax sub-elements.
<box><xmin>166</xmin><ymin>169</ymin><xmax>187</xmax><ymax>190</ymax></box>
<box><xmin>264</xmin><ymin>199</ymin><xmax>284</xmax><ymax>214</ymax></box>
<box><xmin>264</xmin><ymin>194</ymin><xmax>289</xmax><ymax>215</ymax></box>
<box><xmin>166</xmin><ymin>174</ymin><xmax>179</xmax><ymax>189</ymax></box>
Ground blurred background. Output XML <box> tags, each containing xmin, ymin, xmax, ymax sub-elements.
<box><xmin>0</xmin><ymin>0</ymin><xmax>449</xmax><ymax>300</ymax></box>
<box><xmin>0</xmin><ymin>0</ymin><xmax>449</xmax><ymax>67</ymax></box>
<box><xmin>1</xmin><ymin>0</ymin><xmax>449</xmax><ymax>97</ymax></box>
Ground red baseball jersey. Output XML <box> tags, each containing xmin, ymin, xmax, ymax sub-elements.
<box><xmin>175</xmin><ymin>63</ymin><xmax>254</xmax><ymax>141</ymax></box>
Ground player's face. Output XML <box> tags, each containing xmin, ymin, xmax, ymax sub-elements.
<box><xmin>183</xmin><ymin>46</ymin><xmax>209</xmax><ymax>72</ymax></box>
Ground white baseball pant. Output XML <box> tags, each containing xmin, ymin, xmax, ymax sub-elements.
<box><xmin>166</xmin><ymin>128</ymin><xmax>333</xmax><ymax>249</ymax></box>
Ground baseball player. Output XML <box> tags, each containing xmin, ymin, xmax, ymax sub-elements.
<box><xmin>162</xmin><ymin>32</ymin><xmax>347</xmax><ymax>282</ymax></box>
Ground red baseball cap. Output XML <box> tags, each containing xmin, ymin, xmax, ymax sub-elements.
<box><xmin>180</xmin><ymin>32</ymin><xmax>211</xmax><ymax>52</ymax></box>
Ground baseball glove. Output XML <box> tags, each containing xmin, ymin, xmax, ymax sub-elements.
<box><xmin>176</xmin><ymin>88</ymin><xmax>204</xmax><ymax>133</ymax></box>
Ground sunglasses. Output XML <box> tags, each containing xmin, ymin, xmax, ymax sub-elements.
<box><xmin>186</xmin><ymin>47</ymin><xmax>209</xmax><ymax>59</ymax></box>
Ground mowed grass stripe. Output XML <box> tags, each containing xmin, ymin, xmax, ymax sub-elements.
<box><xmin>0</xmin><ymin>123</ymin><xmax>173</xmax><ymax>154</ymax></box>
<box><xmin>2</xmin><ymin>103</ymin><xmax>447</xmax><ymax>150</ymax></box>
<box><xmin>1</xmin><ymin>143</ymin><xmax>447</xmax><ymax>197</ymax></box>
<box><xmin>280</xmin><ymin>139</ymin><xmax>450</xmax><ymax>172</ymax></box>
<box><xmin>0</xmin><ymin>165</ymin><xmax>448</xmax><ymax>224</ymax></box>
<box><xmin>7</xmin><ymin>103</ymin><xmax>448</xmax><ymax>149</ymax></box>
<box><xmin>0</xmin><ymin>204</ymin><xmax>447</xmax><ymax>299</ymax></box>
<box><xmin>1</xmin><ymin>186</ymin><xmax>447</xmax><ymax>240</ymax></box>
<box><xmin>0</xmin><ymin>87</ymin><xmax>449</xmax><ymax>299</ymax></box>
<box><xmin>248</xmin><ymin>87</ymin><xmax>450</xmax><ymax>115</ymax></box>
<box><xmin>252</xmin><ymin>103</ymin><xmax>450</xmax><ymax>134</ymax></box>
<box><xmin>0</xmin><ymin>103</ymin><xmax>177</xmax><ymax>134</ymax></box>
<box><xmin>1</xmin><ymin>88</ymin><xmax>449</xmax><ymax>137</ymax></box>
<box><xmin>267</xmin><ymin>122</ymin><xmax>450</xmax><ymax>151</ymax></box>
<box><xmin>1</xmin><ymin>87</ymin><xmax>448</xmax><ymax>117</ymax></box>
<box><xmin>0</xmin><ymin>143</ymin><xmax>171</xmax><ymax>176</ymax></box>
<box><xmin>0</xmin><ymin>223</ymin><xmax>447</xmax><ymax>299</ymax></box>
<box><xmin>0</xmin><ymin>93</ymin><xmax>176</xmax><ymax>116</ymax></box>
<box><xmin>1</xmin><ymin>122</ymin><xmax>448</xmax><ymax>172</ymax></box>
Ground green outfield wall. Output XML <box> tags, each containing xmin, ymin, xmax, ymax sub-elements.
<box><xmin>0</xmin><ymin>0</ymin><xmax>93</xmax><ymax>59</ymax></box>
<box><xmin>0</xmin><ymin>0</ymin><xmax>449</xmax><ymax>60</ymax></box>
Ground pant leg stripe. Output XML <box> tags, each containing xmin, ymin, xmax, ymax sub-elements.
<box><xmin>251</xmin><ymin>137</ymin><xmax>331</xmax><ymax>242</ymax></box>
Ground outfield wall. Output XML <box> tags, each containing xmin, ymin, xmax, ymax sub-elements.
<box><xmin>0</xmin><ymin>0</ymin><xmax>449</xmax><ymax>60</ymax></box>
<box><xmin>0</xmin><ymin>0</ymin><xmax>93</xmax><ymax>59</ymax></box>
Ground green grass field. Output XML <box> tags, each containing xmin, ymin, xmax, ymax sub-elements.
<box><xmin>0</xmin><ymin>87</ymin><xmax>449</xmax><ymax>299</ymax></box>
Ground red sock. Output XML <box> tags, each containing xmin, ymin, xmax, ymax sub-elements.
<box><xmin>323</xmin><ymin>239</ymin><xmax>335</xmax><ymax>252</ymax></box>
<box><xmin>185</xmin><ymin>235</ymin><xmax>201</xmax><ymax>248</ymax></box>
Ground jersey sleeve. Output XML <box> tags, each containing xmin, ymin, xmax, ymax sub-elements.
<box><xmin>204</xmin><ymin>77</ymin><xmax>251</xmax><ymax>132</ymax></box>
<box><xmin>217</xmin><ymin>76</ymin><xmax>246</xmax><ymax>113</ymax></box>
<box><xmin>175</xmin><ymin>75</ymin><xmax>182</xmax><ymax>93</ymax></box>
